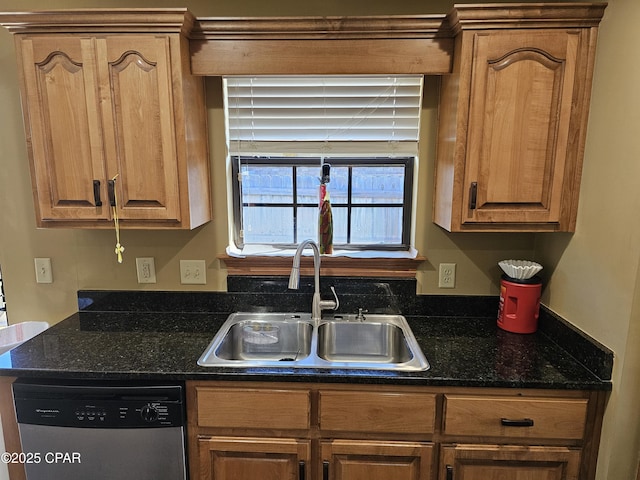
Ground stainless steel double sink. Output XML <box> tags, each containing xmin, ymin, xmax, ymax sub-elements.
<box><xmin>198</xmin><ymin>312</ymin><xmax>430</xmax><ymax>371</ymax></box>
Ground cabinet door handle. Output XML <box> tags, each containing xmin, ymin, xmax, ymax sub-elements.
<box><xmin>107</xmin><ymin>179</ymin><xmax>116</xmax><ymax>207</ymax></box>
<box><xmin>299</xmin><ymin>461</ymin><xmax>305</xmax><ymax>480</ymax></box>
<box><xmin>323</xmin><ymin>461</ymin><xmax>329</xmax><ymax>480</ymax></box>
<box><xmin>446</xmin><ymin>465</ymin><xmax>453</xmax><ymax>480</ymax></box>
<box><xmin>501</xmin><ymin>417</ymin><xmax>535</xmax><ymax>427</ymax></box>
<box><xmin>469</xmin><ymin>182</ymin><xmax>478</xmax><ymax>210</ymax></box>
<box><xmin>93</xmin><ymin>180</ymin><xmax>102</xmax><ymax>207</ymax></box>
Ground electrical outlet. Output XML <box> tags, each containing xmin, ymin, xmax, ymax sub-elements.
<box><xmin>34</xmin><ymin>258</ymin><xmax>53</xmax><ymax>284</ymax></box>
<box><xmin>136</xmin><ymin>257</ymin><xmax>157</xmax><ymax>284</ymax></box>
<box><xmin>180</xmin><ymin>260</ymin><xmax>206</xmax><ymax>285</ymax></box>
<box><xmin>438</xmin><ymin>263</ymin><xmax>456</xmax><ymax>288</ymax></box>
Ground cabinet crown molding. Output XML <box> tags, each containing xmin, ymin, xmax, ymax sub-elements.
<box><xmin>0</xmin><ymin>4</ymin><xmax>608</xmax><ymax>38</ymax></box>
<box><xmin>191</xmin><ymin>15</ymin><xmax>450</xmax><ymax>40</ymax></box>
<box><xmin>448</xmin><ymin>3</ymin><xmax>607</xmax><ymax>33</ymax></box>
<box><xmin>0</xmin><ymin>8</ymin><xmax>196</xmax><ymax>34</ymax></box>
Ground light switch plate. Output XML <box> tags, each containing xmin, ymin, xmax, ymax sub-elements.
<box><xmin>180</xmin><ymin>260</ymin><xmax>206</xmax><ymax>285</ymax></box>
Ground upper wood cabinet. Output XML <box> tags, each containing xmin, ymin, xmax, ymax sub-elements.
<box><xmin>2</xmin><ymin>5</ymin><xmax>607</xmax><ymax>232</ymax></box>
<box><xmin>3</xmin><ymin>10</ymin><xmax>211</xmax><ymax>229</ymax></box>
<box><xmin>433</xmin><ymin>4</ymin><xmax>606</xmax><ymax>232</ymax></box>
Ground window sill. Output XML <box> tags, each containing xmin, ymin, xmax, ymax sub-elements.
<box><xmin>218</xmin><ymin>254</ymin><xmax>425</xmax><ymax>277</ymax></box>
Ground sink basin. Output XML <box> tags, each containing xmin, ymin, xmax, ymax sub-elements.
<box><xmin>317</xmin><ymin>320</ymin><xmax>412</xmax><ymax>363</ymax></box>
<box><xmin>215</xmin><ymin>319</ymin><xmax>313</xmax><ymax>362</ymax></box>
<box><xmin>198</xmin><ymin>313</ymin><xmax>313</xmax><ymax>367</ymax></box>
<box><xmin>198</xmin><ymin>312</ymin><xmax>429</xmax><ymax>372</ymax></box>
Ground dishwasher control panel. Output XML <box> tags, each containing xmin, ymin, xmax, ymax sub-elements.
<box><xmin>13</xmin><ymin>383</ymin><xmax>184</xmax><ymax>428</ymax></box>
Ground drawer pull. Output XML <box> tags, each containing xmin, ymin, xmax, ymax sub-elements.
<box><xmin>469</xmin><ymin>182</ymin><xmax>478</xmax><ymax>210</ymax></box>
<box><xmin>501</xmin><ymin>417</ymin><xmax>534</xmax><ymax>427</ymax></box>
<box><xmin>446</xmin><ymin>465</ymin><xmax>453</xmax><ymax>480</ymax></box>
<box><xmin>323</xmin><ymin>461</ymin><xmax>329</xmax><ymax>480</ymax></box>
<box><xmin>108</xmin><ymin>179</ymin><xmax>116</xmax><ymax>207</ymax></box>
<box><xmin>93</xmin><ymin>180</ymin><xmax>102</xmax><ymax>207</ymax></box>
<box><xmin>299</xmin><ymin>461</ymin><xmax>305</xmax><ymax>480</ymax></box>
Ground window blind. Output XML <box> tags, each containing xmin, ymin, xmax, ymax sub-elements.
<box><xmin>224</xmin><ymin>75</ymin><xmax>423</xmax><ymax>146</ymax></box>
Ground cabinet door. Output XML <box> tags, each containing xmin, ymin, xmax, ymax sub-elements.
<box><xmin>198</xmin><ymin>436</ymin><xmax>310</xmax><ymax>480</ymax></box>
<box><xmin>462</xmin><ymin>30</ymin><xmax>580</xmax><ymax>226</ymax></box>
<box><xmin>96</xmin><ymin>35</ymin><xmax>181</xmax><ymax>223</ymax></box>
<box><xmin>17</xmin><ymin>36</ymin><xmax>109</xmax><ymax>223</ymax></box>
<box><xmin>440</xmin><ymin>444</ymin><xmax>581</xmax><ymax>480</ymax></box>
<box><xmin>321</xmin><ymin>440</ymin><xmax>433</xmax><ymax>480</ymax></box>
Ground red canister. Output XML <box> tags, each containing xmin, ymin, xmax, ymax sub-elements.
<box><xmin>497</xmin><ymin>275</ymin><xmax>542</xmax><ymax>334</ymax></box>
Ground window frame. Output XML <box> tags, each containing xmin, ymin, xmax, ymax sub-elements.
<box><xmin>231</xmin><ymin>155</ymin><xmax>414</xmax><ymax>252</ymax></box>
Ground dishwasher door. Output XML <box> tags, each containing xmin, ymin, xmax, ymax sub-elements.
<box><xmin>13</xmin><ymin>382</ymin><xmax>187</xmax><ymax>480</ymax></box>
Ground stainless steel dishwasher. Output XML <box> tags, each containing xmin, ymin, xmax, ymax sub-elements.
<box><xmin>13</xmin><ymin>381</ymin><xmax>187</xmax><ymax>480</ymax></box>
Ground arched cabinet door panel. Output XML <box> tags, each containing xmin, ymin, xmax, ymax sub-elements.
<box><xmin>18</xmin><ymin>36</ymin><xmax>110</xmax><ymax>222</ymax></box>
<box><xmin>97</xmin><ymin>36</ymin><xmax>181</xmax><ymax>223</ymax></box>
<box><xmin>462</xmin><ymin>31</ymin><xmax>578</xmax><ymax>227</ymax></box>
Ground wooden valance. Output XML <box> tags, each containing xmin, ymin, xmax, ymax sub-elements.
<box><xmin>189</xmin><ymin>15</ymin><xmax>453</xmax><ymax>75</ymax></box>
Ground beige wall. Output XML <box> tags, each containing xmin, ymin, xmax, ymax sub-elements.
<box><xmin>535</xmin><ymin>0</ymin><xmax>640</xmax><ymax>478</ymax></box>
<box><xmin>1</xmin><ymin>0</ymin><xmax>637</xmax><ymax>478</ymax></box>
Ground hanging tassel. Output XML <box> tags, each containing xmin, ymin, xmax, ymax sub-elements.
<box><xmin>111</xmin><ymin>174</ymin><xmax>124</xmax><ymax>264</ymax></box>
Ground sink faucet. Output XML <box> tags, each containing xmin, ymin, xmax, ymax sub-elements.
<box><xmin>288</xmin><ymin>239</ymin><xmax>339</xmax><ymax>321</ymax></box>
<box><xmin>355</xmin><ymin>308</ymin><xmax>368</xmax><ymax>322</ymax></box>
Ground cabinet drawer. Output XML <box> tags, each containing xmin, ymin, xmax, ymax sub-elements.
<box><xmin>196</xmin><ymin>387</ymin><xmax>310</xmax><ymax>430</ymax></box>
<box><xmin>443</xmin><ymin>395</ymin><xmax>588</xmax><ymax>440</ymax></box>
<box><xmin>319</xmin><ymin>390</ymin><xmax>436</xmax><ymax>435</ymax></box>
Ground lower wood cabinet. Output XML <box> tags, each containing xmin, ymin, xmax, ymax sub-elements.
<box><xmin>321</xmin><ymin>440</ymin><xmax>433</xmax><ymax>480</ymax></box>
<box><xmin>198</xmin><ymin>436</ymin><xmax>311</xmax><ymax>480</ymax></box>
<box><xmin>439</xmin><ymin>445</ymin><xmax>581</xmax><ymax>480</ymax></box>
<box><xmin>186</xmin><ymin>382</ymin><xmax>606</xmax><ymax>480</ymax></box>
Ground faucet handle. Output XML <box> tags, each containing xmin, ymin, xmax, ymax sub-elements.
<box><xmin>317</xmin><ymin>286</ymin><xmax>339</xmax><ymax>317</ymax></box>
<box><xmin>329</xmin><ymin>286</ymin><xmax>340</xmax><ymax>311</ymax></box>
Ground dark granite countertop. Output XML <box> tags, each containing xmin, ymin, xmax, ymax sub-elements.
<box><xmin>0</xmin><ymin>279</ymin><xmax>613</xmax><ymax>390</ymax></box>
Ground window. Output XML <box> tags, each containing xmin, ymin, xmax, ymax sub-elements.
<box><xmin>224</xmin><ymin>75</ymin><xmax>422</xmax><ymax>255</ymax></box>
<box><xmin>232</xmin><ymin>156</ymin><xmax>413</xmax><ymax>250</ymax></box>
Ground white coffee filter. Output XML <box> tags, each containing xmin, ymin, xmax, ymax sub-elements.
<box><xmin>498</xmin><ymin>259</ymin><xmax>543</xmax><ymax>280</ymax></box>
